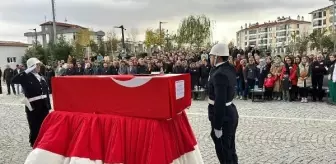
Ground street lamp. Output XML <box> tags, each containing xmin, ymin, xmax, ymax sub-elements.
<box><xmin>159</xmin><ymin>21</ymin><xmax>167</xmax><ymax>38</ymax></box>
<box><xmin>114</xmin><ymin>25</ymin><xmax>126</xmax><ymax>51</ymax></box>
<box><xmin>331</xmin><ymin>0</ymin><xmax>336</xmax><ymax>53</ymax></box>
<box><xmin>29</xmin><ymin>28</ymin><xmax>38</xmax><ymax>47</ymax></box>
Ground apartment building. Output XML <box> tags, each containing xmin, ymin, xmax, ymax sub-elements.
<box><xmin>24</xmin><ymin>21</ymin><xmax>105</xmax><ymax>47</ymax></box>
<box><xmin>236</xmin><ymin>16</ymin><xmax>311</xmax><ymax>53</ymax></box>
<box><xmin>309</xmin><ymin>5</ymin><xmax>336</xmax><ymax>32</ymax></box>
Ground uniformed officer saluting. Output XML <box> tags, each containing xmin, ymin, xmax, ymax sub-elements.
<box><xmin>208</xmin><ymin>43</ymin><xmax>239</xmax><ymax>164</ymax></box>
<box><xmin>11</xmin><ymin>58</ymin><xmax>51</xmax><ymax>147</ymax></box>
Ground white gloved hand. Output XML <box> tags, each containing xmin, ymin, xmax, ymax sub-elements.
<box><xmin>25</xmin><ymin>64</ymin><xmax>36</xmax><ymax>74</ymax></box>
<box><xmin>214</xmin><ymin>129</ymin><xmax>222</xmax><ymax>138</ymax></box>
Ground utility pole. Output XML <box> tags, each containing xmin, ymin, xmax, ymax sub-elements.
<box><xmin>165</xmin><ymin>30</ymin><xmax>169</xmax><ymax>51</ymax></box>
<box><xmin>159</xmin><ymin>21</ymin><xmax>167</xmax><ymax>39</ymax></box>
<box><xmin>29</xmin><ymin>28</ymin><xmax>38</xmax><ymax>47</ymax></box>
<box><xmin>34</xmin><ymin>29</ymin><xmax>37</xmax><ymax>47</ymax></box>
<box><xmin>114</xmin><ymin>25</ymin><xmax>126</xmax><ymax>51</ymax></box>
<box><xmin>51</xmin><ymin>0</ymin><xmax>57</xmax><ymax>43</ymax></box>
<box><xmin>331</xmin><ymin>0</ymin><xmax>336</xmax><ymax>53</ymax></box>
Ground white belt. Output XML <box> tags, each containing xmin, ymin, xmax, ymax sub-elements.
<box><xmin>22</xmin><ymin>95</ymin><xmax>47</xmax><ymax>111</ymax></box>
<box><xmin>28</xmin><ymin>95</ymin><xmax>47</xmax><ymax>102</ymax></box>
<box><xmin>208</xmin><ymin>99</ymin><xmax>232</xmax><ymax>106</ymax></box>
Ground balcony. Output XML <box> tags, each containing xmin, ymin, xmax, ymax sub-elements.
<box><xmin>249</xmin><ymin>36</ymin><xmax>257</xmax><ymax>40</ymax></box>
<box><xmin>249</xmin><ymin>30</ymin><xmax>257</xmax><ymax>35</ymax></box>
<box><xmin>312</xmin><ymin>12</ymin><xmax>323</xmax><ymax>19</ymax></box>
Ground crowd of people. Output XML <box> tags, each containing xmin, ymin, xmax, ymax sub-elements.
<box><xmin>234</xmin><ymin>53</ymin><xmax>335</xmax><ymax>103</ymax></box>
<box><xmin>1</xmin><ymin>48</ymin><xmax>336</xmax><ymax>104</ymax></box>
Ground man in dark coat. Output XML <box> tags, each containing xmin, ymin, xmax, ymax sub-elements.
<box><xmin>101</xmin><ymin>62</ymin><xmax>111</xmax><ymax>75</ymax></box>
<box><xmin>11</xmin><ymin>58</ymin><xmax>51</xmax><ymax>147</ymax></box>
<box><xmin>311</xmin><ymin>54</ymin><xmax>327</xmax><ymax>101</ymax></box>
<box><xmin>13</xmin><ymin>64</ymin><xmax>24</xmax><ymax>94</ymax></box>
<box><xmin>65</xmin><ymin>63</ymin><xmax>76</xmax><ymax>76</ymax></box>
<box><xmin>110</xmin><ymin>61</ymin><xmax>119</xmax><ymax>75</ymax></box>
<box><xmin>200</xmin><ymin>59</ymin><xmax>211</xmax><ymax>89</ymax></box>
<box><xmin>3</xmin><ymin>65</ymin><xmax>16</xmax><ymax>95</ymax></box>
<box><xmin>0</xmin><ymin>67</ymin><xmax>2</xmax><ymax>94</ymax></box>
<box><xmin>137</xmin><ymin>58</ymin><xmax>147</xmax><ymax>74</ymax></box>
<box><xmin>45</xmin><ymin>65</ymin><xmax>55</xmax><ymax>94</ymax></box>
<box><xmin>208</xmin><ymin>43</ymin><xmax>239</xmax><ymax>164</ymax></box>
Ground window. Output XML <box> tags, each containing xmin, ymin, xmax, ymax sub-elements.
<box><xmin>324</xmin><ymin>11</ymin><xmax>327</xmax><ymax>16</ymax></box>
<box><xmin>297</xmin><ymin>24</ymin><xmax>299</xmax><ymax>28</ymax></box>
<box><xmin>249</xmin><ymin>29</ymin><xmax>257</xmax><ymax>34</ymax></box>
<box><xmin>7</xmin><ymin>57</ymin><xmax>16</xmax><ymax>63</ymax></box>
<box><xmin>323</xmin><ymin>19</ymin><xmax>326</xmax><ymax>25</ymax></box>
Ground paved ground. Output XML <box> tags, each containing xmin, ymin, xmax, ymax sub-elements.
<box><xmin>1</xmin><ymin>86</ymin><xmax>336</xmax><ymax>164</ymax></box>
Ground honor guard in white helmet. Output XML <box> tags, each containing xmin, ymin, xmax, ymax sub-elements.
<box><xmin>11</xmin><ymin>57</ymin><xmax>51</xmax><ymax>147</ymax></box>
<box><xmin>207</xmin><ymin>43</ymin><xmax>239</xmax><ymax>164</ymax></box>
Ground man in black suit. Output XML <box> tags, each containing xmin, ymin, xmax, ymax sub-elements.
<box><xmin>12</xmin><ymin>58</ymin><xmax>51</xmax><ymax>147</ymax></box>
<box><xmin>0</xmin><ymin>67</ymin><xmax>2</xmax><ymax>94</ymax></box>
<box><xmin>13</xmin><ymin>64</ymin><xmax>24</xmax><ymax>94</ymax></box>
<box><xmin>3</xmin><ymin>65</ymin><xmax>16</xmax><ymax>95</ymax></box>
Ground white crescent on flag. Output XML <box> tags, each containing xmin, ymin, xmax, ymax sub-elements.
<box><xmin>110</xmin><ymin>77</ymin><xmax>153</xmax><ymax>88</ymax></box>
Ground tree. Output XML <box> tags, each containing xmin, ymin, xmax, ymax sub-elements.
<box><xmin>98</xmin><ymin>39</ymin><xmax>106</xmax><ymax>56</ymax></box>
<box><xmin>144</xmin><ymin>28</ymin><xmax>166</xmax><ymax>48</ymax></box>
<box><xmin>176</xmin><ymin>15</ymin><xmax>211</xmax><ymax>48</ymax></box>
<box><xmin>309</xmin><ymin>29</ymin><xmax>327</xmax><ymax>51</ymax></box>
<box><xmin>70</xmin><ymin>28</ymin><xmax>91</xmax><ymax>59</ymax></box>
<box><xmin>295</xmin><ymin>34</ymin><xmax>310</xmax><ymax>55</ymax></box>
<box><xmin>22</xmin><ymin>44</ymin><xmax>48</xmax><ymax>66</ymax></box>
<box><xmin>76</xmin><ymin>28</ymin><xmax>91</xmax><ymax>47</ymax></box>
<box><xmin>129</xmin><ymin>28</ymin><xmax>139</xmax><ymax>42</ymax></box>
<box><xmin>106</xmin><ymin>30</ymin><xmax>119</xmax><ymax>53</ymax></box>
<box><xmin>144</xmin><ymin>29</ymin><xmax>157</xmax><ymax>48</ymax></box>
<box><xmin>321</xmin><ymin>35</ymin><xmax>334</xmax><ymax>53</ymax></box>
<box><xmin>89</xmin><ymin>40</ymin><xmax>99</xmax><ymax>55</ymax></box>
<box><xmin>48</xmin><ymin>35</ymin><xmax>73</xmax><ymax>62</ymax></box>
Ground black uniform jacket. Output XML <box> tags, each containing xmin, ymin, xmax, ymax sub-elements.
<box><xmin>208</xmin><ymin>62</ymin><xmax>237</xmax><ymax>130</ymax></box>
<box><xmin>11</xmin><ymin>72</ymin><xmax>51</xmax><ymax>111</ymax></box>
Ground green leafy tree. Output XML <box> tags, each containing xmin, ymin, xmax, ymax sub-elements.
<box><xmin>309</xmin><ymin>29</ymin><xmax>327</xmax><ymax>51</ymax></box>
<box><xmin>48</xmin><ymin>35</ymin><xmax>73</xmax><ymax>62</ymax></box>
<box><xmin>89</xmin><ymin>40</ymin><xmax>99</xmax><ymax>55</ymax></box>
<box><xmin>144</xmin><ymin>28</ymin><xmax>166</xmax><ymax>47</ymax></box>
<box><xmin>176</xmin><ymin>15</ymin><xmax>211</xmax><ymax>48</ymax></box>
<box><xmin>22</xmin><ymin>43</ymin><xmax>49</xmax><ymax>67</ymax></box>
<box><xmin>295</xmin><ymin>34</ymin><xmax>310</xmax><ymax>55</ymax></box>
<box><xmin>71</xmin><ymin>42</ymin><xmax>85</xmax><ymax>60</ymax></box>
<box><xmin>98</xmin><ymin>39</ymin><xmax>106</xmax><ymax>56</ymax></box>
<box><xmin>106</xmin><ymin>31</ymin><xmax>119</xmax><ymax>54</ymax></box>
<box><xmin>321</xmin><ymin>35</ymin><xmax>334</xmax><ymax>53</ymax></box>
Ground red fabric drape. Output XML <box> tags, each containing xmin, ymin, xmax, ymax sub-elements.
<box><xmin>34</xmin><ymin>111</ymin><xmax>197</xmax><ymax>164</ymax></box>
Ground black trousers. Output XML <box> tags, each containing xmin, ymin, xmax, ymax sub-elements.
<box><xmin>299</xmin><ymin>87</ymin><xmax>309</xmax><ymax>98</ymax></box>
<box><xmin>210</xmin><ymin>105</ymin><xmax>239</xmax><ymax>164</ymax></box>
<box><xmin>312</xmin><ymin>75</ymin><xmax>324</xmax><ymax>100</ymax></box>
<box><xmin>6</xmin><ymin>80</ymin><xmax>16</xmax><ymax>94</ymax></box>
<box><xmin>290</xmin><ymin>85</ymin><xmax>298</xmax><ymax>100</ymax></box>
<box><xmin>264</xmin><ymin>87</ymin><xmax>273</xmax><ymax>100</ymax></box>
<box><xmin>25</xmin><ymin>107</ymin><xmax>49</xmax><ymax>147</ymax></box>
<box><xmin>0</xmin><ymin>80</ymin><xmax>2</xmax><ymax>94</ymax></box>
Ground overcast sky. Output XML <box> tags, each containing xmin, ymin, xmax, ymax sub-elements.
<box><xmin>0</xmin><ymin>0</ymin><xmax>332</xmax><ymax>44</ymax></box>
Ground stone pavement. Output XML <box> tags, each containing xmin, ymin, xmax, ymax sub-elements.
<box><xmin>1</xmin><ymin>86</ymin><xmax>336</xmax><ymax>163</ymax></box>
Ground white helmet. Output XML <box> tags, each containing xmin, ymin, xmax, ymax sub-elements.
<box><xmin>26</xmin><ymin>57</ymin><xmax>41</xmax><ymax>68</ymax></box>
<box><xmin>209</xmin><ymin>43</ymin><xmax>230</xmax><ymax>56</ymax></box>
